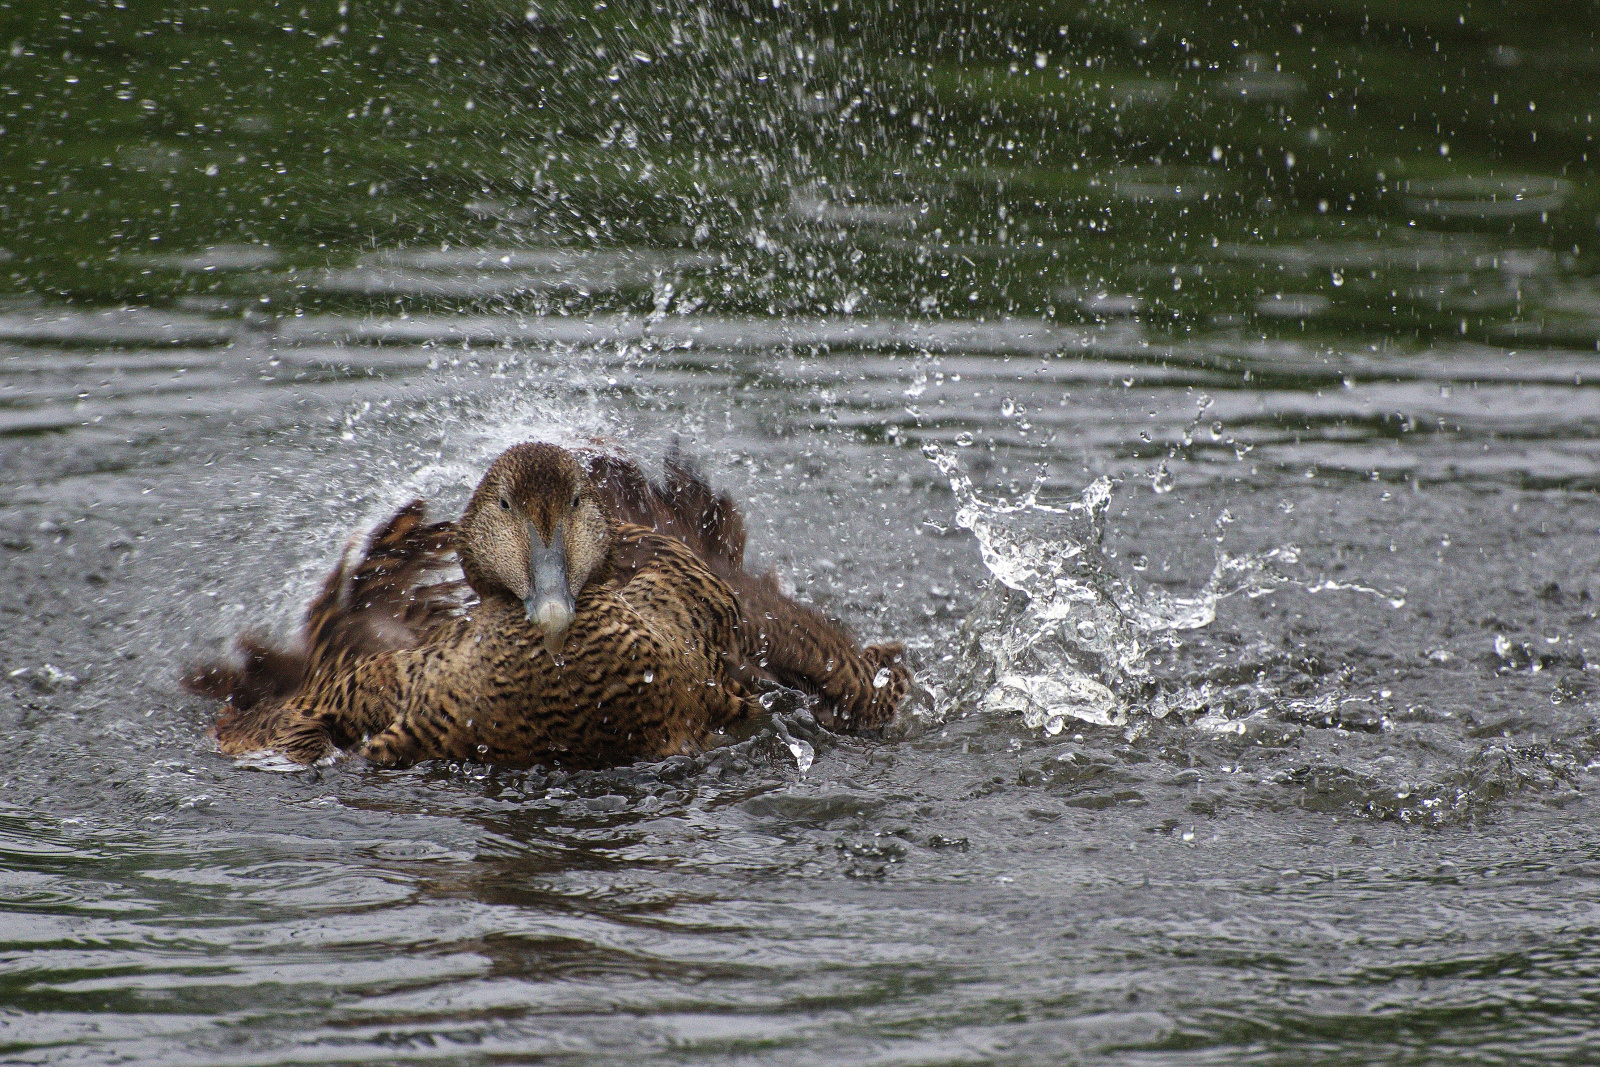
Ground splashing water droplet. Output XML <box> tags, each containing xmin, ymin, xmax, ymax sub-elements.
<box><xmin>788</xmin><ymin>738</ymin><xmax>814</xmax><ymax>775</ymax></box>
<box><xmin>955</xmin><ymin>431</ymin><xmax>975</xmax><ymax>447</ymax></box>
<box><xmin>873</xmin><ymin>667</ymin><xmax>892</xmax><ymax>688</ymax></box>
<box><xmin>642</xmin><ymin>670</ymin><xmax>655</xmax><ymax>683</ymax></box>
<box><xmin>920</xmin><ymin>442</ymin><xmax>1405</xmax><ymax>735</ymax></box>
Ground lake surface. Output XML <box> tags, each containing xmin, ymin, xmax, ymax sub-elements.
<box><xmin>3</xmin><ymin>1</ymin><xmax>1600</xmax><ymax>1063</ymax></box>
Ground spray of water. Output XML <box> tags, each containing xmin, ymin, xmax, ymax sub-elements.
<box><xmin>921</xmin><ymin>443</ymin><xmax>1405</xmax><ymax>734</ymax></box>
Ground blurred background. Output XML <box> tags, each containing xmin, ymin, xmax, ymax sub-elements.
<box><xmin>2</xmin><ymin>0</ymin><xmax>1594</xmax><ymax>342</ymax></box>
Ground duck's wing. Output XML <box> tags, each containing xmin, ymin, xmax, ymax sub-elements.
<box><xmin>216</xmin><ymin>620</ymin><xmax>470</xmax><ymax>763</ymax></box>
<box><xmin>306</xmin><ymin>500</ymin><xmax>462</xmax><ymax>669</ymax></box>
<box><xmin>658</xmin><ymin>447</ymin><xmax>747</xmax><ymax>574</ymax></box>
<box><xmin>181</xmin><ymin>634</ymin><xmax>310</xmax><ymax>714</ymax></box>
<box><xmin>188</xmin><ymin>500</ymin><xmax>460</xmax><ymax>723</ymax></box>
<box><xmin>581</xmin><ymin>448</ymin><xmax>744</xmax><ymax>575</ymax></box>
<box><xmin>730</xmin><ymin>571</ymin><xmax>909</xmax><ymax>731</ymax></box>
<box><xmin>582</xmin><ymin>449</ymin><xmax>910</xmax><ymax>731</ymax></box>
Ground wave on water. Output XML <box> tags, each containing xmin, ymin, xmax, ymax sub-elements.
<box><xmin>920</xmin><ymin>442</ymin><xmax>1407</xmax><ymax>736</ymax></box>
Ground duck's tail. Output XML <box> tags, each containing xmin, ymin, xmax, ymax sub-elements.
<box><xmin>183</xmin><ymin>501</ymin><xmax>460</xmax><ymax>717</ymax></box>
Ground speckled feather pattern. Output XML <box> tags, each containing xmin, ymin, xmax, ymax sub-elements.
<box><xmin>584</xmin><ymin>448</ymin><xmax>911</xmax><ymax>731</ymax></box>
<box><xmin>222</xmin><ymin>528</ymin><xmax>755</xmax><ymax>768</ymax></box>
<box><xmin>196</xmin><ymin>444</ymin><xmax>912</xmax><ymax>769</ymax></box>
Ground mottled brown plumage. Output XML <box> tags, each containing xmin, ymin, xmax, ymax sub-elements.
<box><xmin>186</xmin><ymin>442</ymin><xmax>910</xmax><ymax>768</ymax></box>
<box><xmin>184</xmin><ymin>501</ymin><xmax>460</xmax><ymax>734</ymax></box>
<box><xmin>587</xmin><ymin>447</ymin><xmax>909</xmax><ymax>730</ymax></box>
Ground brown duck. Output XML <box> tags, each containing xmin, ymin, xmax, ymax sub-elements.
<box><xmin>186</xmin><ymin>442</ymin><xmax>910</xmax><ymax>768</ymax></box>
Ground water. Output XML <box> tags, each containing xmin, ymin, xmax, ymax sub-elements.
<box><xmin>3</xmin><ymin>1</ymin><xmax>1600</xmax><ymax>1062</ymax></box>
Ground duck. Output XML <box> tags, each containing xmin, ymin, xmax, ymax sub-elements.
<box><xmin>185</xmin><ymin>442</ymin><xmax>911</xmax><ymax>768</ymax></box>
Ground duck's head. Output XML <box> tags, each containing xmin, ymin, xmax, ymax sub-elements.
<box><xmin>457</xmin><ymin>443</ymin><xmax>613</xmax><ymax>648</ymax></box>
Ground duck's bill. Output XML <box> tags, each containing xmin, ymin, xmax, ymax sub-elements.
<box><xmin>526</xmin><ymin>535</ymin><xmax>576</xmax><ymax>636</ymax></box>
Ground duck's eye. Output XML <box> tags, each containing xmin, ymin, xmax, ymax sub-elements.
<box><xmin>499</xmin><ymin>497</ymin><xmax>510</xmax><ymax>511</ymax></box>
<box><xmin>571</xmin><ymin>492</ymin><xmax>582</xmax><ymax>509</ymax></box>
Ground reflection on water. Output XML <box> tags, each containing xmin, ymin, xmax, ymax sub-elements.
<box><xmin>2</xmin><ymin>0</ymin><xmax>1600</xmax><ymax>1064</ymax></box>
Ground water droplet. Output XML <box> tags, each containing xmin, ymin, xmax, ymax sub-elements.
<box><xmin>873</xmin><ymin>667</ymin><xmax>892</xmax><ymax>688</ymax></box>
<box><xmin>642</xmin><ymin>670</ymin><xmax>655</xmax><ymax>683</ymax></box>
<box><xmin>1000</xmin><ymin>397</ymin><xmax>1016</xmax><ymax>417</ymax></box>
<box><xmin>955</xmin><ymin>431</ymin><xmax>975</xmax><ymax>447</ymax></box>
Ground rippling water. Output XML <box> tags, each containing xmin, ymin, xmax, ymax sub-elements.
<box><xmin>3</xmin><ymin>1</ymin><xmax>1600</xmax><ymax>1063</ymax></box>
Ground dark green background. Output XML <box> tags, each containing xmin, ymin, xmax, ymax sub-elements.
<box><xmin>2</xmin><ymin>0</ymin><xmax>1595</xmax><ymax>343</ymax></box>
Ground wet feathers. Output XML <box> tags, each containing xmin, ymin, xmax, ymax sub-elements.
<box><xmin>186</xmin><ymin>443</ymin><xmax>911</xmax><ymax>768</ymax></box>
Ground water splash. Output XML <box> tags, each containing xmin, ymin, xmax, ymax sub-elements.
<box><xmin>785</xmin><ymin>736</ymin><xmax>815</xmax><ymax>776</ymax></box>
<box><xmin>923</xmin><ymin>443</ymin><xmax>1128</xmax><ymax>730</ymax></box>
<box><xmin>923</xmin><ymin>443</ymin><xmax>1405</xmax><ymax>733</ymax></box>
